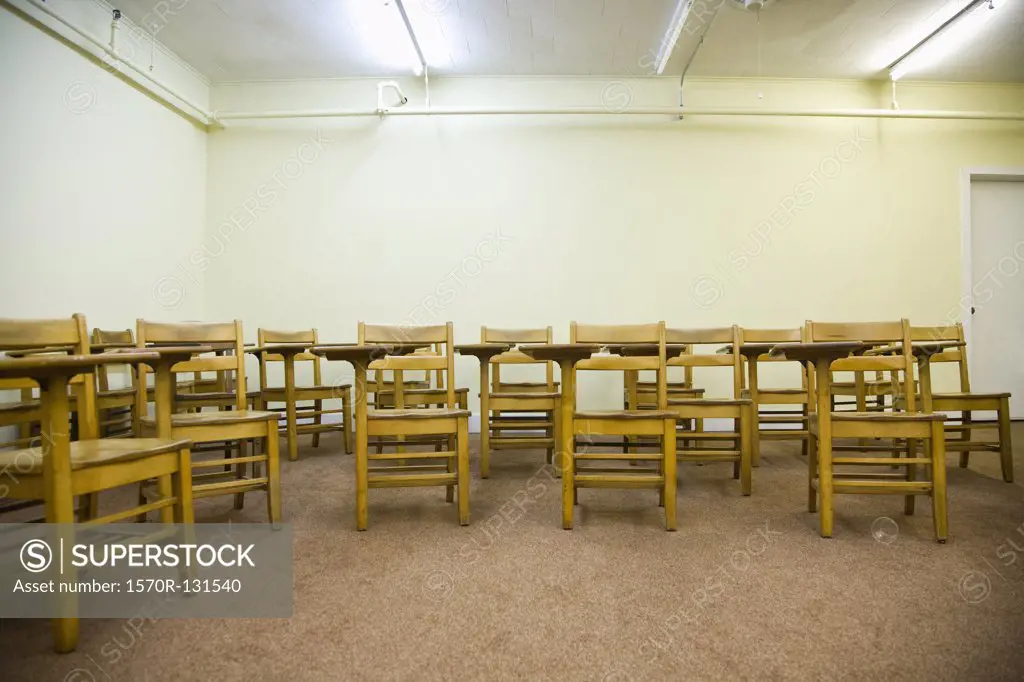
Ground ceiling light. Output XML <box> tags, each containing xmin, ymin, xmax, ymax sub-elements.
<box><xmin>889</xmin><ymin>0</ymin><xmax>1001</xmax><ymax>81</ymax></box>
<box><xmin>347</xmin><ymin>1</ymin><xmax>425</xmax><ymax>75</ymax></box>
<box><xmin>654</xmin><ymin>0</ymin><xmax>694</xmax><ymax>75</ymax></box>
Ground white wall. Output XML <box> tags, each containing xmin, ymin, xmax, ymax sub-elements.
<box><xmin>0</xmin><ymin>2</ymin><xmax>209</xmax><ymax>328</ymax></box>
<box><xmin>205</xmin><ymin>77</ymin><xmax>1024</xmax><ymax>406</ymax></box>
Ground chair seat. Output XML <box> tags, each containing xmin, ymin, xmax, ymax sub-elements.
<box><xmin>176</xmin><ymin>390</ymin><xmax>262</xmax><ymax>402</ymax></box>
<box><xmin>667</xmin><ymin>398</ymin><xmax>752</xmax><ymax>406</ymax></box>
<box><xmin>0</xmin><ymin>399</ymin><xmax>39</xmax><ymax>413</ymax></box>
<box><xmin>368</xmin><ymin>407</ymin><xmax>470</xmax><ymax>419</ymax></box>
<box><xmin>932</xmin><ymin>391</ymin><xmax>1011</xmax><ymax>400</ymax></box>
<box><xmin>498</xmin><ymin>381</ymin><xmax>559</xmax><ymax>388</ymax></box>
<box><xmin>490</xmin><ymin>391</ymin><xmax>561</xmax><ymax>399</ymax></box>
<box><xmin>832</xmin><ymin>380</ymin><xmax>894</xmax><ymax>388</ymax></box>
<box><xmin>637</xmin><ymin>381</ymin><xmax>693</xmax><ymax>389</ymax></box>
<box><xmin>142</xmin><ymin>410</ymin><xmax>279</xmax><ymax>427</ymax></box>
<box><xmin>575</xmin><ymin>409</ymin><xmax>677</xmax><ymax>420</ymax></box>
<box><xmin>376</xmin><ymin>387</ymin><xmax>469</xmax><ymax>395</ymax></box>
<box><xmin>0</xmin><ymin>437</ymin><xmax>191</xmax><ymax>474</ymax></box>
<box><xmin>756</xmin><ymin>388</ymin><xmax>807</xmax><ymax>396</ymax></box>
<box><xmin>98</xmin><ymin>387</ymin><xmax>135</xmax><ymax>399</ymax></box>
<box><xmin>264</xmin><ymin>384</ymin><xmax>350</xmax><ymax>394</ymax></box>
<box><xmin>813</xmin><ymin>411</ymin><xmax>946</xmax><ymax>423</ymax></box>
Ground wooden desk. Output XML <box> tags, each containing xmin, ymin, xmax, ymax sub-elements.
<box><xmin>517</xmin><ymin>344</ymin><xmax>600</xmax><ymax>528</ymax></box>
<box><xmin>247</xmin><ymin>343</ymin><xmax>313</xmax><ymax>461</ymax></box>
<box><xmin>455</xmin><ymin>343</ymin><xmax>513</xmax><ymax>477</ymax></box>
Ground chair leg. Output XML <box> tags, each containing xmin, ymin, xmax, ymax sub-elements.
<box><xmin>457</xmin><ymin>419</ymin><xmax>470</xmax><ymax>526</ymax></box>
<box><xmin>136</xmin><ymin>484</ymin><xmax>149</xmax><ymax>523</ymax></box>
<box><xmin>343</xmin><ymin>392</ymin><xmax>353</xmax><ymax>454</ymax></box>
<box><xmin>233</xmin><ymin>439</ymin><xmax>247</xmax><ymax>510</ymax></box>
<box><xmin>48</xmin><ymin>472</ymin><xmax>79</xmax><ymax>652</ymax></box>
<box><xmin>819</xmin><ymin>434</ymin><xmax>834</xmax><ymax>538</ymax></box>
<box><xmin>739</xmin><ymin>405</ymin><xmax>752</xmax><ymax>496</ymax></box>
<box><xmin>904</xmin><ymin>438</ymin><xmax>917</xmax><ymax>516</ymax></box>
<box><xmin>312</xmin><ymin>399</ymin><xmax>322</xmax><ymax>448</ymax></box>
<box><xmin>265</xmin><ymin>424</ymin><xmax>282</xmax><ymax>526</ymax></box>
<box><xmin>175</xmin><ymin>447</ymin><xmax>195</xmax><ymax>525</ymax></box>
<box><xmin>157</xmin><ymin>474</ymin><xmax>175</xmax><ymax>523</ymax></box>
<box><xmin>77</xmin><ymin>493</ymin><xmax>98</xmax><ymax>522</ymax></box>
<box><xmin>546</xmin><ymin>410</ymin><xmax>555</xmax><ymax>465</ymax></box>
<box><xmin>356</xmin><ymin>425</ymin><xmax>369</xmax><ymax>531</ymax></box>
<box><xmin>807</xmin><ymin>435</ymin><xmax>818</xmax><ymax>513</ymax></box>
<box><xmin>959</xmin><ymin>410</ymin><xmax>972</xmax><ymax>468</ymax></box>
<box><xmin>904</xmin><ymin>445</ymin><xmax>916</xmax><ymax>517</ymax></box>
<box><xmin>663</xmin><ymin>419</ymin><xmax>677</xmax><ymax>531</ymax></box>
<box><xmin>931</xmin><ymin>421</ymin><xmax>948</xmax><ymax>543</ymax></box>
<box><xmin>998</xmin><ymin>398</ymin><xmax>1013</xmax><ymax>483</ymax></box>
<box><xmin>446</xmin><ymin>439</ymin><xmax>456</xmax><ymax>504</ymax></box>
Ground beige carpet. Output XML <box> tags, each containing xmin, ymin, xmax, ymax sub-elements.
<box><xmin>3</xmin><ymin>426</ymin><xmax>1024</xmax><ymax>681</ymax></box>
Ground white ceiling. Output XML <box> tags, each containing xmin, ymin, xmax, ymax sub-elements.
<box><xmin>115</xmin><ymin>0</ymin><xmax>1024</xmax><ymax>83</ymax></box>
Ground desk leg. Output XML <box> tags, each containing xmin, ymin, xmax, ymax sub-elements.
<box><xmin>354</xmin><ymin>361</ymin><xmax>369</xmax><ymax>531</ymax></box>
<box><xmin>559</xmin><ymin>360</ymin><xmax>576</xmax><ymax>530</ymax></box>
<box><xmin>284</xmin><ymin>355</ymin><xmax>298</xmax><ymax>462</ymax></box>
<box><xmin>748</xmin><ymin>358</ymin><xmax>761</xmax><ymax>467</ymax></box>
<box><xmin>814</xmin><ymin>359</ymin><xmax>834</xmax><ymax>538</ymax></box>
<box><xmin>40</xmin><ymin>377</ymin><xmax>79</xmax><ymax>652</ymax></box>
<box><xmin>479</xmin><ymin>361</ymin><xmax>491</xmax><ymax>479</ymax></box>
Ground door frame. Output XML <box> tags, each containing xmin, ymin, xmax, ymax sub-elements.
<box><xmin>959</xmin><ymin>167</ymin><xmax>1024</xmax><ymax>361</ymax></box>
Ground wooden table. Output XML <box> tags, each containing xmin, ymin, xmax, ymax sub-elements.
<box><xmin>109</xmin><ymin>345</ymin><xmax>213</xmax><ymax>437</ymax></box>
<box><xmin>718</xmin><ymin>343</ymin><xmax>779</xmax><ymax>465</ymax></box>
<box><xmin>309</xmin><ymin>344</ymin><xmax>429</xmax><ymax>525</ymax></box>
<box><xmin>517</xmin><ymin>344</ymin><xmax>600</xmax><ymax>528</ymax></box>
<box><xmin>769</xmin><ymin>341</ymin><xmax>867</xmax><ymax>532</ymax></box>
<box><xmin>0</xmin><ymin>352</ymin><xmax>160</xmax><ymax>510</ymax></box>
<box><xmin>864</xmin><ymin>341</ymin><xmax>964</xmax><ymax>413</ymax></box>
<box><xmin>455</xmin><ymin>343</ymin><xmax>513</xmax><ymax>478</ymax></box>
<box><xmin>246</xmin><ymin>343</ymin><xmax>315</xmax><ymax>462</ymax></box>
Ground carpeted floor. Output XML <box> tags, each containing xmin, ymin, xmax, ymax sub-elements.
<box><xmin>3</xmin><ymin>426</ymin><xmax>1024</xmax><ymax>682</ymax></box>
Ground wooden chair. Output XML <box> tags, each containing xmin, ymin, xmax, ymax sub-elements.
<box><xmin>356</xmin><ymin>322</ymin><xmax>470</xmax><ymax>529</ymax></box>
<box><xmin>566</xmin><ymin>322</ymin><xmax>677</xmax><ymax>531</ymax></box>
<box><xmin>135</xmin><ymin>320</ymin><xmax>281</xmax><ymax>523</ymax></box>
<box><xmin>797</xmin><ymin>319</ymin><xmax>948</xmax><ymax>541</ymax></box>
<box><xmin>478</xmin><ymin>326</ymin><xmax>560</xmax><ymax>477</ymax></box>
<box><xmin>906</xmin><ymin>323</ymin><xmax>1012</xmax><ymax>482</ymax></box>
<box><xmin>739</xmin><ymin>327</ymin><xmax>812</xmax><ymax>466</ymax></box>
<box><xmin>257</xmin><ymin>328</ymin><xmax>352</xmax><ymax>456</ymax></box>
<box><xmin>89</xmin><ymin>328</ymin><xmax>139</xmax><ymax>437</ymax></box>
<box><xmin>665</xmin><ymin>327</ymin><xmax>753</xmax><ymax>495</ymax></box>
<box><xmin>371</xmin><ymin>345</ymin><xmax>469</xmax><ymax>410</ymax></box>
<box><xmin>0</xmin><ymin>314</ymin><xmax>193</xmax><ymax>652</ymax></box>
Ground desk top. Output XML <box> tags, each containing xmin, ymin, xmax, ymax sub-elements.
<box><xmin>0</xmin><ymin>352</ymin><xmax>161</xmax><ymax>380</ymax></box>
<box><xmin>768</xmin><ymin>342</ymin><xmax>868</xmax><ymax>363</ymax></box>
<box><xmin>518</xmin><ymin>344</ymin><xmax>601</xmax><ymax>363</ymax></box>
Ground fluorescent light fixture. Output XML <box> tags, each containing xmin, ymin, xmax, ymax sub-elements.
<box><xmin>655</xmin><ymin>0</ymin><xmax>694</xmax><ymax>75</ymax></box>
<box><xmin>889</xmin><ymin>0</ymin><xmax>1000</xmax><ymax>81</ymax></box>
<box><xmin>347</xmin><ymin>1</ymin><xmax>425</xmax><ymax>75</ymax></box>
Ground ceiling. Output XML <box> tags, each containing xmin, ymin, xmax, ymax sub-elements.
<box><xmin>115</xmin><ymin>0</ymin><xmax>1024</xmax><ymax>83</ymax></box>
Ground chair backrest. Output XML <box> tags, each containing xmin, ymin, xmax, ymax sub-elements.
<box><xmin>571</xmin><ymin>322</ymin><xmax>667</xmax><ymax>408</ymax></box>
<box><xmin>0</xmin><ymin>314</ymin><xmax>98</xmax><ymax>439</ymax></box>
<box><xmin>909</xmin><ymin>323</ymin><xmax>970</xmax><ymax>391</ymax></box>
<box><xmin>92</xmin><ymin>328</ymin><xmax>135</xmax><ymax>392</ymax></box>
<box><xmin>137</xmin><ymin>320</ymin><xmax>247</xmax><ymax>411</ymax></box>
<box><xmin>666</xmin><ymin>326</ymin><xmax>744</xmax><ymax>398</ymax></box>
<box><xmin>257</xmin><ymin>328</ymin><xmax>321</xmax><ymax>390</ymax></box>
<box><xmin>481</xmin><ymin>326</ymin><xmax>554</xmax><ymax>391</ymax></box>
<box><xmin>805</xmin><ymin>319</ymin><xmax>915</xmax><ymax>410</ymax></box>
<box><xmin>739</xmin><ymin>326</ymin><xmax>808</xmax><ymax>383</ymax></box>
<box><xmin>359</xmin><ymin>322</ymin><xmax>456</xmax><ymax>408</ymax></box>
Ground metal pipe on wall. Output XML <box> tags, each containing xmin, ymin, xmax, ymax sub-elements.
<box><xmin>17</xmin><ymin>0</ymin><xmax>214</xmax><ymax>124</ymax></box>
<box><xmin>214</xmin><ymin>106</ymin><xmax>1024</xmax><ymax>123</ymax></box>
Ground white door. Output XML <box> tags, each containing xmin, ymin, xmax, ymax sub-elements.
<box><xmin>969</xmin><ymin>180</ymin><xmax>1024</xmax><ymax>419</ymax></box>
